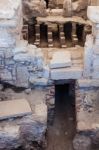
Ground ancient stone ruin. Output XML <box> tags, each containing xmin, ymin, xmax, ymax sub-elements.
<box><xmin>0</xmin><ymin>0</ymin><xmax>99</xmax><ymax>150</ymax></box>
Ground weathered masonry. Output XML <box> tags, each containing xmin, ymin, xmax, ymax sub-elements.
<box><xmin>0</xmin><ymin>0</ymin><xmax>99</xmax><ymax>150</ymax></box>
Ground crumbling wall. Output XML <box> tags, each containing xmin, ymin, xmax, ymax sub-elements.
<box><xmin>22</xmin><ymin>0</ymin><xmax>47</xmax><ymax>21</ymax></box>
<box><xmin>0</xmin><ymin>0</ymin><xmax>49</xmax><ymax>88</ymax></box>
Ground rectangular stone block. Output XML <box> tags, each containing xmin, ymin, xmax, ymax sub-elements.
<box><xmin>77</xmin><ymin>79</ymin><xmax>99</xmax><ymax>87</ymax></box>
<box><xmin>50</xmin><ymin>51</ymin><xmax>72</xmax><ymax>69</ymax></box>
<box><xmin>51</xmin><ymin>67</ymin><xmax>83</xmax><ymax>80</ymax></box>
<box><xmin>0</xmin><ymin>99</ymin><xmax>32</xmax><ymax>120</ymax></box>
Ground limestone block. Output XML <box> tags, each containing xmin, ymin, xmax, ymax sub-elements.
<box><xmin>0</xmin><ymin>0</ymin><xmax>21</xmax><ymax>19</ymax></box>
<box><xmin>16</xmin><ymin>66</ymin><xmax>29</xmax><ymax>88</ymax></box>
<box><xmin>34</xmin><ymin>103</ymin><xmax>47</xmax><ymax>123</ymax></box>
<box><xmin>14</xmin><ymin>53</ymin><xmax>35</xmax><ymax>63</ymax></box>
<box><xmin>0</xmin><ymin>99</ymin><xmax>32</xmax><ymax>120</ymax></box>
<box><xmin>93</xmin><ymin>45</ymin><xmax>99</xmax><ymax>54</ymax></box>
<box><xmin>0</xmin><ymin>30</ymin><xmax>16</xmax><ymax>48</ymax></box>
<box><xmin>13</xmin><ymin>40</ymin><xmax>28</xmax><ymax>55</ymax></box>
<box><xmin>92</xmin><ymin>69</ymin><xmax>99</xmax><ymax>78</ymax></box>
<box><xmin>29</xmin><ymin>77</ymin><xmax>48</xmax><ymax>86</ymax></box>
<box><xmin>83</xmin><ymin>35</ymin><xmax>93</xmax><ymax>77</ymax></box>
<box><xmin>93</xmin><ymin>58</ymin><xmax>99</xmax><ymax>69</ymax></box>
<box><xmin>4</xmin><ymin>48</ymin><xmax>13</xmax><ymax>58</ymax></box>
<box><xmin>51</xmin><ymin>67</ymin><xmax>83</xmax><ymax>80</ymax></box>
<box><xmin>77</xmin><ymin>79</ymin><xmax>99</xmax><ymax>87</ymax></box>
<box><xmin>0</xmin><ymin>0</ymin><xmax>22</xmax><ymax>32</ymax></box>
<box><xmin>0</xmin><ymin>69</ymin><xmax>12</xmax><ymax>81</ymax></box>
<box><xmin>87</xmin><ymin>6</ymin><xmax>99</xmax><ymax>23</ymax></box>
<box><xmin>43</xmin><ymin>65</ymin><xmax>50</xmax><ymax>79</ymax></box>
<box><xmin>13</xmin><ymin>44</ymin><xmax>39</xmax><ymax>63</ymax></box>
<box><xmin>50</xmin><ymin>51</ymin><xmax>72</xmax><ymax>69</ymax></box>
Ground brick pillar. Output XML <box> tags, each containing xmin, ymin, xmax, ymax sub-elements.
<box><xmin>34</xmin><ymin>24</ymin><xmax>40</xmax><ymax>47</ymax></box>
<box><xmin>72</xmin><ymin>23</ymin><xmax>78</xmax><ymax>46</ymax></box>
<box><xmin>59</xmin><ymin>24</ymin><xmax>67</xmax><ymax>48</ymax></box>
<box><xmin>48</xmin><ymin>25</ymin><xmax>53</xmax><ymax>48</ymax></box>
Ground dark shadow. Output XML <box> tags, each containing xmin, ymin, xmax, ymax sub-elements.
<box><xmin>47</xmin><ymin>83</ymin><xmax>76</xmax><ymax>150</ymax></box>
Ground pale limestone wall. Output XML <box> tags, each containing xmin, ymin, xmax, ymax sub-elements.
<box><xmin>84</xmin><ymin>6</ymin><xmax>99</xmax><ymax>79</ymax></box>
<box><xmin>0</xmin><ymin>0</ymin><xmax>49</xmax><ymax>88</ymax></box>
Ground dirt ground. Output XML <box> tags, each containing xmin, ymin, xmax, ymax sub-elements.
<box><xmin>47</xmin><ymin>84</ymin><xmax>76</xmax><ymax>150</ymax></box>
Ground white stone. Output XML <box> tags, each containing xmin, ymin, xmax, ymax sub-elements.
<box><xmin>13</xmin><ymin>40</ymin><xmax>28</xmax><ymax>55</ymax></box>
<box><xmin>43</xmin><ymin>65</ymin><xmax>50</xmax><ymax>78</ymax></box>
<box><xmin>50</xmin><ymin>51</ymin><xmax>72</xmax><ymax>69</ymax></box>
<box><xmin>0</xmin><ymin>69</ymin><xmax>12</xmax><ymax>81</ymax></box>
<box><xmin>77</xmin><ymin>79</ymin><xmax>99</xmax><ymax>87</ymax></box>
<box><xmin>83</xmin><ymin>35</ymin><xmax>93</xmax><ymax>77</ymax></box>
<box><xmin>87</xmin><ymin>6</ymin><xmax>99</xmax><ymax>23</ymax></box>
<box><xmin>0</xmin><ymin>99</ymin><xmax>32</xmax><ymax>120</ymax></box>
<box><xmin>34</xmin><ymin>103</ymin><xmax>47</xmax><ymax>123</ymax></box>
<box><xmin>93</xmin><ymin>45</ymin><xmax>99</xmax><ymax>54</ymax></box>
<box><xmin>0</xmin><ymin>30</ymin><xmax>15</xmax><ymax>48</ymax></box>
<box><xmin>92</xmin><ymin>69</ymin><xmax>99</xmax><ymax>78</ymax></box>
<box><xmin>51</xmin><ymin>67</ymin><xmax>83</xmax><ymax>80</ymax></box>
<box><xmin>29</xmin><ymin>77</ymin><xmax>48</xmax><ymax>86</ymax></box>
<box><xmin>0</xmin><ymin>0</ymin><xmax>21</xmax><ymax>19</ymax></box>
<box><xmin>93</xmin><ymin>58</ymin><xmax>99</xmax><ymax>69</ymax></box>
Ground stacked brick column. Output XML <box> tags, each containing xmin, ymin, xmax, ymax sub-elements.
<box><xmin>59</xmin><ymin>24</ymin><xmax>67</xmax><ymax>48</ymax></box>
<box><xmin>72</xmin><ymin>23</ymin><xmax>78</xmax><ymax>46</ymax></box>
<box><xmin>48</xmin><ymin>25</ymin><xmax>53</xmax><ymax>48</ymax></box>
<box><xmin>34</xmin><ymin>24</ymin><xmax>40</xmax><ymax>47</ymax></box>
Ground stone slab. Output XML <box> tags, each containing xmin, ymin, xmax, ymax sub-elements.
<box><xmin>0</xmin><ymin>99</ymin><xmax>32</xmax><ymax>120</ymax></box>
<box><xmin>50</xmin><ymin>51</ymin><xmax>71</xmax><ymax>69</ymax></box>
<box><xmin>77</xmin><ymin>79</ymin><xmax>99</xmax><ymax>87</ymax></box>
<box><xmin>51</xmin><ymin>67</ymin><xmax>83</xmax><ymax>80</ymax></box>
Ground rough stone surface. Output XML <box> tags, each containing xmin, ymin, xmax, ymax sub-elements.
<box><xmin>50</xmin><ymin>51</ymin><xmax>72</xmax><ymax>69</ymax></box>
<box><xmin>0</xmin><ymin>99</ymin><xmax>32</xmax><ymax>120</ymax></box>
<box><xmin>51</xmin><ymin>67</ymin><xmax>83</xmax><ymax>80</ymax></box>
<box><xmin>87</xmin><ymin>6</ymin><xmax>99</xmax><ymax>23</ymax></box>
<box><xmin>73</xmin><ymin>134</ymin><xmax>91</xmax><ymax>150</ymax></box>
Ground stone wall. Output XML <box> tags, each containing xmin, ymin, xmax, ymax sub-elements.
<box><xmin>84</xmin><ymin>6</ymin><xmax>99</xmax><ymax>79</ymax></box>
<box><xmin>0</xmin><ymin>0</ymin><xmax>49</xmax><ymax>88</ymax></box>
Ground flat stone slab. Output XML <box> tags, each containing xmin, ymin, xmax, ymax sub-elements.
<box><xmin>0</xmin><ymin>99</ymin><xmax>32</xmax><ymax>120</ymax></box>
<box><xmin>51</xmin><ymin>67</ymin><xmax>83</xmax><ymax>80</ymax></box>
<box><xmin>50</xmin><ymin>51</ymin><xmax>72</xmax><ymax>69</ymax></box>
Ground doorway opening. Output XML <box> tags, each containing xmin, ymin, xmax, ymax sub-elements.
<box><xmin>47</xmin><ymin>81</ymin><xmax>76</xmax><ymax>150</ymax></box>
